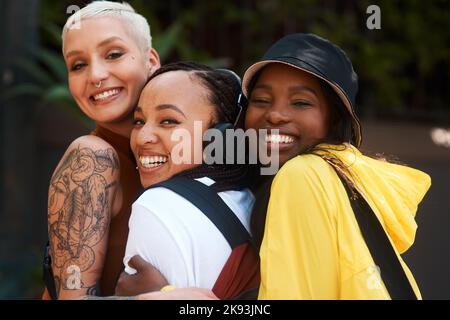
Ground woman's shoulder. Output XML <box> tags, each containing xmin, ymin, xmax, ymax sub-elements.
<box><xmin>52</xmin><ymin>134</ymin><xmax>121</xmax><ymax>184</ymax></box>
<box><xmin>49</xmin><ymin>134</ymin><xmax>123</xmax><ymax>217</ymax></box>
<box><xmin>133</xmin><ymin>184</ymin><xmax>188</xmax><ymax>215</ymax></box>
<box><xmin>67</xmin><ymin>134</ymin><xmax>117</xmax><ymax>153</ymax></box>
<box><xmin>275</xmin><ymin>153</ymin><xmax>334</xmax><ymax>182</ymax></box>
<box><xmin>59</xmin><ymin>135</ymin><xmax>121</xmax><ymax>168</ymax></box>
<box><xmin>271</xmin><ymin>153</ymin><xmax>342</xmax><ymax>208</ymax></box>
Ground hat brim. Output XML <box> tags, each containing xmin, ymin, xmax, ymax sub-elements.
<box><xmin>242</xmin><ymin>59</ymin><xmax>362</xmax><ymax>147</ymax></box>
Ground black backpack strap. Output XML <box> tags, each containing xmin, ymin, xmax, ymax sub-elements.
<box><xmin>43</xmin><ymin>241</ymin><xmax>57</xmax><ymax>300</ymax></box>
<box><xmin>232</xmin><ymin>286</ymin><xmax>260</xmax><ymax>300</ymax></box>
<box><xmin>334</xmin><ymin>168</ymin><xmax>417</xmax><ymax>300</ymax></box>
<box><xmin>149</xmin><ymin>177</ymin><xmax>251</xmax><ymax>249</ymax></box>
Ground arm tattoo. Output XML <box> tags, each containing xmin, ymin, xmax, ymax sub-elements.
<box><xmin>48</xmin><ymin>145</ymin><xmax>119</xmax><ymax>295</ymax></box>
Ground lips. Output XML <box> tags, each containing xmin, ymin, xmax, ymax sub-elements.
<box><xmin>265</xmin><ymin>133</ymin><xmax>295</xmax><ymax>144</ymax></box>
<box><xmin>261</xmin><ymin>129</ymin><xmax>299</xmax><ymax>154</ymax></box>
<box><xmin>139</xmin><ymin>155</ymin><xmax>168</xmax><ymax>168</ymax></box>
<box><xmin>89</xmin><ymin>87</ymin><xmax>123</xmax><ymax>104</ymax></box>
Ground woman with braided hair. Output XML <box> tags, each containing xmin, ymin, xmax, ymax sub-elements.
<box><xmin>119</xmin><ymin>61</ymin><xmax>259</xmax><ymax>300</ymax></box>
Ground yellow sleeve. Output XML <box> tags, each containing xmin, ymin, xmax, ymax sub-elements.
<box><xmin>258</xmin><ymin>156</ymin><xmax>340</xmax><ymax>299</ymax></box>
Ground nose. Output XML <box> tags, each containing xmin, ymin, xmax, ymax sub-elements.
<box><xmin>89</xmin><ymin>58</ymin><xmax>109</xmax><ymax>87</ymax></box>
<box><xmin>265</xmin><ymin>100</ymin><xmax>290</xmax><ymax>125</ymax></box>
<box><xmin>134</xmin><ymin>123</ymin><xmax>159</xmax><ymax>147</ymax></box>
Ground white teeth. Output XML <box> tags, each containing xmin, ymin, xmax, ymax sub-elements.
<box><xmin>266</xmin><ymin>134</ymin><xmax>294</xmax><ymax>144</ymax></box>
<box><xmin>139</xmin><ymin>156</ymin><xmax>168</xmax><ymax>168</ymax></box>
<box><xmin>93</xmin><ymin>89</ymin><xmax>120</xmax><ymax>101</ymax></box>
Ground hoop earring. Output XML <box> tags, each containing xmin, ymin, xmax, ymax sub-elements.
<box><xmin>95</xmin><ymin>81</ymin><xmax>102</xmax><ymax>89</ymax></box>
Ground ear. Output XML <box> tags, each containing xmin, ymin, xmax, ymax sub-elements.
<box><xmin>146</xmin><ymin>48</ymin><xmax>161</xmax><ymax>78</ymax></box>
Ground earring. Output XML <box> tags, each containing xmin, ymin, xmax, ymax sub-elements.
<box><xmin>135</xmin><ymin>166</ymin><xmax>139</xmax><ymax>170</ymax></box>
<box><xmin>95</xmin><ymin>81</ymin><xmax>102</xmax><ymax>88</ymax></box>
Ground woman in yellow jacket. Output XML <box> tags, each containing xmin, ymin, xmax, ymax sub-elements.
<box><xmin>242</xmin><ymin>33</ymin><xmax>431</xmax><ymax>300</ymax></box>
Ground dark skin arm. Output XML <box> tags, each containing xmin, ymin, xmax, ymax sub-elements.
<box><xmin>115</xmin><ymin>255</ymin><xmax>169</xmax><ymax>296</ymax></box>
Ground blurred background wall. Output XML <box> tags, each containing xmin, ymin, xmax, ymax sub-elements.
<box><xmin>0</xmin><ymin>0</ymin><xmax>449</xmax><ymax>299</ymax></box>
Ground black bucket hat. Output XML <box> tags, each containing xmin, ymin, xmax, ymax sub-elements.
<box><xmin>242</xmin><ymin>33</ymin><xmax>362</xmax><ymax>147</ymax></box>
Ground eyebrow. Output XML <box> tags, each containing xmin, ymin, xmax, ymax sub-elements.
<box><xmin>253</xmin><ymin>84</ymin><xmax>272</xmax><ymax>90</ymax></box>
<box><xmin>97</xmin><ymin>36</ymin><xmax>125</xmax><ymax>48</ymax></box>
<box><xmin>65</xmin><ymin>36</ymin><xmax>125</xmax><ymax>59</ymax></box>
<box><xmin>135</xmin><ymin>105</ymin><xmax>187</xmax><ymax>118</ymax></box>
<box><xmin>289</xmin><ymin>85</ymin><xmax>318</xmax><ymax>96</ymax></box>
<box><xmin>156</xmin><ymin>104</ymin><xmax>186</xmax><ymax>118</ymax></box>
<box><xmin>253</xmin><ymin>84</ymin><xmax>318</xmax><ymax>96</ymax></box>
<box><xmin>65</xmin><ymin>50</ymin><xmax>82</xmax><ymax>59</ymax></box>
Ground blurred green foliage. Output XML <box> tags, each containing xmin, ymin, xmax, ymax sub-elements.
<box><xmin>11</xmin><ymin>0</ymin><xmax>450</xmax><ymax>124</ymax></box>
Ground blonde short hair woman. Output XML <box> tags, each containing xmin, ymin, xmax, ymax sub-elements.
<box><xmin>44</xmin><ymin>1</ymin><xmax>160</xmax><ymax>299</ymax></box>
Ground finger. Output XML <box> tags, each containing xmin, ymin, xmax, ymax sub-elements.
<box><xmin>115</xmin><ymin>272</ymin><xmax>131</xmax><ymax>296</ymax></box>
<box><xmin>128</xmin><ymin>255</ymin><xmax>150</xmax><ymax>271</ymax></box>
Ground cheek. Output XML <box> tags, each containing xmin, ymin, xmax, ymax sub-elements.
<box><xmin>128</xmin><ymin>70</ymin><xmax>147</xmax><ymax>88</ymax></box>
<box><xmin>244</xmin><ymin>107</ymin><xmax>261</xmax><ymax>129</ymax></box>
<box><xmin>299</xmin><ymin>111</ymin><xmax>330</xmax><ymax>140</ymax></box>
<box><xmin>122</xmin><ymin>59</ymin><xmax>148</xmax><ymax>88</ymax></box>
<box><xmin>316</xmin><ymin>109</ymin><xmax>331</xmax><ymax>138</ymax></box>
<box><xmin>68</xmin><ymin>77</ymin><xmax>83</xmax><ymax>99</ymax></box>
<box><xmin>130</xmin><ymin>130</ymin><xmax>138</xmax><ymax>154</ymax></box>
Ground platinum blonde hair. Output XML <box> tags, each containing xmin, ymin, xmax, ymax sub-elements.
<box><xmin>62</xmin><ymin>1</ymin><xmax>152</xmax><ymax>54</ymax></box>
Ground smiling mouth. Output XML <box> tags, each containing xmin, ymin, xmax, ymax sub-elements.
<box><xmin>265</xmin><ymin>133</ymin><xmax>295</xmax><ymax>144</ymax></box>
<box><xmin>90</xmin><ymin>88</ymin><xmax>123</xmax><ymax>103</ymax></box>
<box><xmin>139</xmin><ymin>155</ymin><xmax>168</xmax><ymax>169</ymax></box>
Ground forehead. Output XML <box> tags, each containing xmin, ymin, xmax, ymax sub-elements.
<box><xmin>257</xmin><ymin>63</ymin><xmax>322</xmax><ymax>88</ymax></box>
<box><xmin>139</xmin><ymin>71</ymin><xmax>208</xmax><ymax>106</ymax></box>
<box><xmin>64</xmin><ymin>16</ymin><xmax>138</xmax><ymax>54</ymax></box>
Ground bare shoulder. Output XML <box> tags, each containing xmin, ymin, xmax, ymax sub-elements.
<box><xmin>68</xmin><ymin>135</ymin><xmax>119</xmax><ymax>162</ymax></box>
<box><xmin>52</xmin><ymin>135</ymin><xmax>120</xmax><ymax>181</ymax></box>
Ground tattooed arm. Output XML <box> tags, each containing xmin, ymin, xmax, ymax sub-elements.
<box><xmin>47</xmin><ymin>136</ymin><xmax>121</xmax><ymax>299</ymax></box>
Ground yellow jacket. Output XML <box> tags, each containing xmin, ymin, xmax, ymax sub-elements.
<box><xmin>258</xmin><ymin>144</ymin><xmax>431</xmax><ymax>299</ymax></box>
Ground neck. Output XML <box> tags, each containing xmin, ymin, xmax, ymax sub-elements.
<box><xmin>96</xmin><ymin>114</ymin><xmax>134</xmax><ymax>139</ymax></box>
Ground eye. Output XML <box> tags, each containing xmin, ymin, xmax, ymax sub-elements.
<box><xmin>133</xmin><ymin>118</ymin><xmax>145</xmax><ymax>126</ymax></box>
<box><xmin>71</xmin><ymin>62</ymin><xmax>87</xmax><ymax>72</ymax></box>
<box><xmin>292</xmin><ymin>100</ymin><xmax>312</xmax><ymax>108</ymax></box>
<box><xmin>106</xmin><ymin>50</ymin><xmax>124</xmax><ymax>60</ymax></box>
<box><xmin>161</xmin><ymin>118</ymin><xmax>180</xmax><ymax>125</ymax></box>
<box><xmin>249</xmin><ymin>97</ymin><xmax>271</xmax><ymax>106</ymax></box>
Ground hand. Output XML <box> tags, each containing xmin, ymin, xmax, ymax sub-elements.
<box><xmin>137</xmin><ymin>288</ymin><xmax>219</xmax><ymax>300</ymax></box>
<box><xmin>115</xmin><ymin>255</ymin><xmax>168</xmax><ymax>296</ymax></box>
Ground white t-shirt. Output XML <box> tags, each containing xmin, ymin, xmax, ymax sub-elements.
<box><xmin>123</xmin><ymin>177</ymin><xmax>255</xmax><ymax>289</ymax></box>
